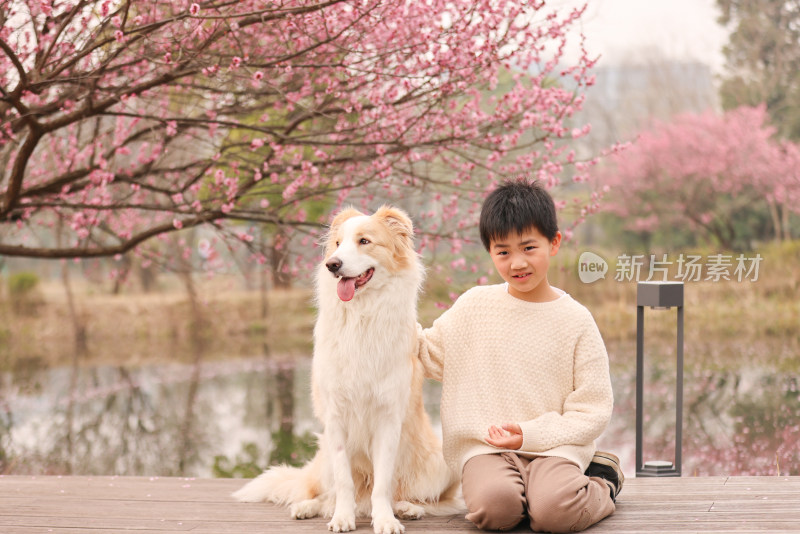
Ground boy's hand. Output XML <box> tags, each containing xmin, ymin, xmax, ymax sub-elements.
<box><xmin>486</xmin><ymin>423</ymin><xmax>523</xmax><ymax>450</ymax></box>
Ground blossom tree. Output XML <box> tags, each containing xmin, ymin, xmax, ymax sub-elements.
<box><xmin>595</xmin><ymin>106</ymin><xmax>800</xmax><ymax>249</ymax></box>
<box><xmin>1</xmin><ymin>0</ymin><xmax>602</xmax><ymax>269</ymax></box>
<box><xmin>717</xmin><ymin>0</ymin><xmax>800</xmax><ymax>142</ymax></box>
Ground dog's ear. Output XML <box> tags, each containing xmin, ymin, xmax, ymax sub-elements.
<box><xmin>373</xmin><ymin>205</ymin><xmax>413</xmax><ymax>238</ymax></box>
<box><xmin>375</xmin><ymin>205</ymin><xmax>418</xmax><ymax>269</ymax></box>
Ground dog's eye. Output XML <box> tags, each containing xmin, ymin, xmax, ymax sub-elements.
<box><xmin>359</xmin><ymin>238</ymin><xmax>370</xmax><ymax>245</ymax></box>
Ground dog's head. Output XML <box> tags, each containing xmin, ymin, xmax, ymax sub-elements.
<box><xmin>323</xmin><ymin>205</ymin><xmax>416</xmax><ymax>302</ymax></box>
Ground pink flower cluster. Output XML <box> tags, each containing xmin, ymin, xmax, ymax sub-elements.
<box><xmin>596</xmin><ymin>106</ymin><xmax>800</xmax><ymax>245</ymax></box>
<box><xmin>1</xmin><ymin>0</ymin><xmax>601</xmax><ymax>269</ymax></box>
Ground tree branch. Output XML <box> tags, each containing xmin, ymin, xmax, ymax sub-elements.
<box><xmin>1</xmin><ymin>126</ymin><xmax>43</xmax><ymax>218</ymax></box>
<box><xmin>0</xmin><ymin>38</ymin><xmax>28</xmax><ymax>90</ymax></box>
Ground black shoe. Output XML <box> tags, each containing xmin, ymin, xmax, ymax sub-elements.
<box><xmin>585</xmin><ymin>451</ymin><xmax>624</xmax><ymax>502</ymax></box>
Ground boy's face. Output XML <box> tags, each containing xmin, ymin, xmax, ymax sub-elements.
<box><xmin>489</xmin><ymin>226</ymin><xmax>562</xmax><ymax>302</ymax></box>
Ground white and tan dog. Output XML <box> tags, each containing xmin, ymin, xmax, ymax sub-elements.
<box><xmin>233</xmin><ymin>206</ymin><xmax>460</xmax><ymax>534</ymax></box>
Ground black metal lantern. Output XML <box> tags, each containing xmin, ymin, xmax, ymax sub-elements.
<box><xmin>635</xmin><ymin>281</ymin><xmax>684</xmax><ymax>477</ymax></box>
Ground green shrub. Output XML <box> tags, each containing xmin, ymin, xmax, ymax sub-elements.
<box><xmin>7</xmin><ymin>272</ymin><xmax>41</xmax><ymax>315</ymax></box>
<box><xmin>8</xmin><ymin>272</ymin><xmax>39</xmax><ymax>297</ymax></box>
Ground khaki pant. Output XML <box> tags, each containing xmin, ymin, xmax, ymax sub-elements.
<box><xmin>461</xmin><ymin>453</ymin><xmax>616</xmax><ymax>533</ymax></box>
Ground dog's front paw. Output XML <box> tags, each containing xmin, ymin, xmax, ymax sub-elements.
<box><xmin>393</xmin><ymin>501</ymin><xmax>425</xmax><ymax>520</ymax></box>
<box><xmin>372</xmin><ymin>516</ymin><xmax>405</xmax><ymax>534</ymax></box>
<box><xmin>291</xmin><ymin>498</ymin><xmax>321</xmax><ymax>520</ymax></box>
<box><xmin>328</xmin><ymin>513</ymin><xmax>356</xmax><ymax>532</ymax></box>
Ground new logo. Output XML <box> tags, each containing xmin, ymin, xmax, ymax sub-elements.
<box><xmin>578</xmin><ymin>251</ymin><xmax>608</xmax><ymax>283</ymax></box>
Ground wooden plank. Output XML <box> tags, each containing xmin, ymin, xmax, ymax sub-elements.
<box><xmin>0</xmin><ymin>476</ymin><xmax>243</xmax><ymax>501</ymax></box>
<box><xmin>0</xmin><ymin>516</ymin><xmax>197</xmax><ymax>531</ymax></box>
<box><xmin>2</xmin><ymin>476</ymin><xmax>800</xmax><ymax>533</ymax></box>
<box><xmin>723</xmin><ymin>476</ymin><xmax>798</xmax><ymax>486</ymax></box>
<box><xmin>2</xmin><ymin>503</ymin><xmax>286</xmax><ymax>523</ymax></box>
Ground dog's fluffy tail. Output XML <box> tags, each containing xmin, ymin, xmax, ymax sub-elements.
<box><xmin>231</xmin><ymin>461</ymin><xmax>319</xmax><ymax>505</ymax></box>
<box><xmin>422</xmin><ymin>496</ymin><xmax>466</xmax><ymax>517</ymax></box>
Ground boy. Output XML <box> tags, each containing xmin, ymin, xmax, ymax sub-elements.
<box><xmin>416</xmin><ymin>179</ymin><xmax>623</xmax><ymax>532</ymax></box>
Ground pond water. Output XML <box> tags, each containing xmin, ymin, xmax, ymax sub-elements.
<box><xmin>1</xmin><ymin>353</ymin><xmax>798</xmax><ymax>478</ymax></box>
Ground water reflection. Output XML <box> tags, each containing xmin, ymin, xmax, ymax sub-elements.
<box><xmin>1</xmin><ymin>358</ymin><xmax>323</xmax><ymax>476</ymax></box>
<box><xmin>599</xmin><ymin>366</ymin><xmax>800</xmax><ymax>476</ymax></box>
<box><xmin>1</xmin><ymin>356</ymin><xmax>797</xmax><ymax>477</ymax></box>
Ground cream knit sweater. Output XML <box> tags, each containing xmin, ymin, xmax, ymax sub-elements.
<box><xmin>416</xmin><ymin>283</ymin><xmax>613</xmax><ymax>473</ymax></box>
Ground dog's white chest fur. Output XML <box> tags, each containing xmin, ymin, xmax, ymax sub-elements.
<box><xmin>314</xmin><ymin>266</ymin><xmax>417</xmax><ymax>424</ymax></box>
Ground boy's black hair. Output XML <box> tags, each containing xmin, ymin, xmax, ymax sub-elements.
<box><xmin>479</xmin><ymin>179</ymin><xmax>559</xmax><ymax>250</ymax></box>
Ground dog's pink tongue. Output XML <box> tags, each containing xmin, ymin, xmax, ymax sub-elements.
<box><xmin>337</xmin><ymin>277</ymin><xmax>356</xmax><ymax>301</ymax></box>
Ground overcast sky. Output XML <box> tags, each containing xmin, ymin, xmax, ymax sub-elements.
<box><xmin>556</xmin><ymin>0</ymin><xmax>730</xmax><ymax>73</ymax></box>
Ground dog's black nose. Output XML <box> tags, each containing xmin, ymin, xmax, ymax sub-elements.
<box><xmin>326</xmin><ymin>258</ymin><xmax>342</xmax><ymax>273</ymax></box>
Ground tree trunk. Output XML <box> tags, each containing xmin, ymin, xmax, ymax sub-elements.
<box><xmin>767</xmin><ymin>199</ymin><xmax>784</xmax><ymax>242</ymax></box>
<box><xmin>270</xmin><ymin>228</ymin><xmax>292</xmax><ymax>290</ymax></box>
<box><xmin>781</xmin><ymin>204</ymin><xmax>792</xmax><ymax>240</ymax></box>
<box><xmin>58</xmin><ymin>222</ymin><xmax>88</xmax><ymax>475</ymax></box>
<box><xmin>175</xmin><ymin>234</ymin><xmax>207</xmax><ymax>475</ymax></box>
<box><xmin>111</xmin><ymin>254</ymin><xmax>133</xmax><ymax>295</ymax></box>
<box><xmin>59</xmin><ymin>230</ymin><xmax>88</xmax><ymax>356</ymax></box>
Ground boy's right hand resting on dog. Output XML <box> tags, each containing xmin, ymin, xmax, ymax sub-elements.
<box><xmin>486</xmin><ymin>423</ymin><xmax>523</xmax><ymax>450</ymax></box>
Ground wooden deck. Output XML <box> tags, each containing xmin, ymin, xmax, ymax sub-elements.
<box><xmin>2</xmin><ymin>475</ymin><xmax>800</xmax><ymax>533</ymax></box>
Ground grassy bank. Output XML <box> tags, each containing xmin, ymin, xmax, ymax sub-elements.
<box><xmin>0</xmin><ymin>281</ymin><xmax>316</xmax><ymax>369</ymax></box>
<box><xmin>1</xmin><ymin>241</ymin><xmax>798</xmax><ymax>371</ymax></box>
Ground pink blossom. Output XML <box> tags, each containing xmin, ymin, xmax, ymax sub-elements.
<box><xmin>450</xmin><ymin>258</ymin><xmax>466</xmax><ymax>269</ymax></box>
<box><xmin>1</xmin><ymin>0</ymin><xmax>601</xmax><ymax>272</ymax></box>
<box><xmin>594</xmin><ymin>106</ymin><xmax>798</xmax><ymax>247</ymax></box>
<box><xmin>173</xmin><ymin>219</ymin><xmax>183</xmax><ymax>229</ymax></box>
